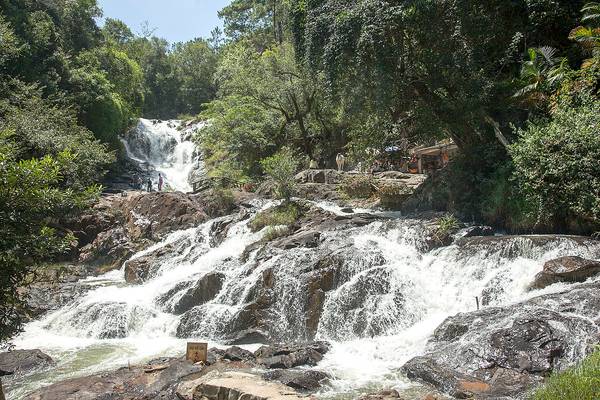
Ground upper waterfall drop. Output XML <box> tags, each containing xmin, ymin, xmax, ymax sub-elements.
<box><xmin>121</xmin><ymin>118</ymin><xmax>206</xmax><ymax>193</ymax></box>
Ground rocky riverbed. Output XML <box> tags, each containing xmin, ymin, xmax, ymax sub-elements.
<box><xmin>3</xmin><ymin>183</ymin><xmax>600</xmax><ymax>400</ymax></box>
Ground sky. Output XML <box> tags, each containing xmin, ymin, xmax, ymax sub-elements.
<box><xmin>98</xmin><ymin>0</ymin><xmax>232</xmax><ymax>43</ymax></box>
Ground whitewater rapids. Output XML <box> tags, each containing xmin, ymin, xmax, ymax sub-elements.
<box><xmin>9</xmin><ymin>200</ymin><xmax>600</xmax><ymax>399</ymax></box>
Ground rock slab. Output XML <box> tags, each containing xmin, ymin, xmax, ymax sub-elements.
<box><xmin>192</xmin><ymin>371</ymin><xmax>304</xmax><ymax>400</ymax></box>
<box><xmin>530</xmin><ymin>256</ymin><xmax>600</xmax><ymax>289</ymax></box>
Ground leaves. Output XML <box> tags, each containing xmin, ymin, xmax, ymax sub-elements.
<box><xmin>510</xmin><ymin>95</ymin><xmax>600</xmax><ymax>231</ymax></box>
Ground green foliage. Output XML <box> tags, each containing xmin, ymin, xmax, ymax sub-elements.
<box><xmin>293</xmin><ymin>0</ymin><xmax>587</xmax><ymax>154</ymax></box>
<box><xmin>170</xmin><ymin>39</ymin><xmax>218</xmax><ymax>115</ymax></box>
<box><xmin>219</xmin><ymin>0</ymin><xmax>290</xmax><ymax>47</ymax></box>
<box><xmin>249</xmin><ymin>202</ymin><xmax>302</xmax><ymax>232</ymax></box>
<box><xmin>198</xmin><ymin>40</ymin><xmax>344</xmax><ymax>180</ymax></box>
<box><xmin>529</xmin><ymin>349</ymin><xmax>600</xmax><ymax>400</ymax></box>
<box><xmin>263</xmin><ymin>225</ymin><xmax>292</xmax><ymax>241</ymax></box>
<box><xmin>338</xmin><ymin>175</ymin><xmax>375</xmax><ymax>199</ymax></box>
<box><xmin>478</xmin><ymin>160</ymin><xmax>536</xmax><ymax>232</ymax></box>
<box><xmin>0</xmin><ymin>84</ymin><xmax>115</xmax><ymax>189</ymax></box>
<box><xmin>198</xmin><ymin>94</ymin><xmax>277</xmax><ymax>183</ymax></box>
<box><xmin>569</xmin><ymin>2</ymin><xmax>600</xmax><ymax>68</ymax></box>
<box><xmin>436</xmin><ymin>214</ymin><xmax>460</xmax><ymax>236</ymax></box>
<box><xmin>514</xmin><ymin>47</ymin><xmax>571</xmax><ymax>107</ymax></box>
<box><xmin>261</xmin><ymin>147</ymin><xmax>301</xmax><ymax>201</ymax></box>
<box><xmin>0</xmin><ymin>134</ymin><xmax>100</xmax><ymax>342</ymax></box>
<box><xmin>510</xmin><ymin>95</ymin><xmax>600</xmax><ymax>232</ymax></box>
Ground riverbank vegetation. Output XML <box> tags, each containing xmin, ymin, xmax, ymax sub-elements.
<box><xmin>530</xmin><ymin>349</ymin><xmax>600</xmax><ymax>400</ymax></box>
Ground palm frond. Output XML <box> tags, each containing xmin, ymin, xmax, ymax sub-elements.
<box><xmin>536</xmin><ymin>46</ymin><xmax>557</xmax><ymax>65</ymax></box>
<box><xmin>582</xmin><ymin>2</ymin><xmax>600</xmax><ymax>23</ymax></box>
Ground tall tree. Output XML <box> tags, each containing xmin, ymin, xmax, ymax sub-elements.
<box><xmin>171</xmin><ymin>39</ymin><xmax>218</xmax><ymax>115</ymax></box>
<box><xmin>292</xmin><ymin>0</ymin><xmax>586</xmax><ymax>153</ymax></box>
<box><xmin>219</xmin><ymin>0</ymin><xmax>290</xmax><ymax>47</ymax></box>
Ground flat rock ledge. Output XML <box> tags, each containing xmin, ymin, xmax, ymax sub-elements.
<box><xmin>191</xmin><ymin>371</ymin><xmax>308</xmax><ymax>400</ymax></box>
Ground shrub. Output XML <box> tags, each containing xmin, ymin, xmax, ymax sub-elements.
<box><xmin>479</xmin><ymin>160</ymin><xmax>536</xmax><ymax>232</ymax></box>
<box><xmin>376</xmin><ymin>182</ymin><xmax>412</xmax><ymax>209</ymax></box>
<box><xmin>510</xmin><ymin>95</ymin><xmax>600</xmax><ymax>233</ymax></box>
<box><xmin>261</xmin><ymin>147</ymin><xmax>301</xmax><ymax>201</ymax></box>
<box><xmin>530</xmin><ymin>349</ymin><xmax>600</xmax><ymax>400</ymax></box>
<box><xmin>249</xmin><ymin>202</ymin><xmax>302</xmax><ymax>232</ymax></box>
<box><xmin>263</xmin><ymin>226</ymin><xmax>292</xmax><ymax>241</ymax></box>
<box><xmin>338</xmin><ymin>175</ymin><xmax>376</xmax><ymax>199</ymax></box>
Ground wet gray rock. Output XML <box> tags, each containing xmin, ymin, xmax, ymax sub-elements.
<box><xmin>402</xmin><ymin>282</ymin><xmax>600</xmax><ymax>398</ymax></box>
<box><xmin>123</xmin><ymin>242</ymin><xmax>177</xmax><ymax>284</ymax></box>
<box><xmin>222</xmin><ymin>329</ymin><xmax>270</xmax><ymax>345</ymax></box>
<box><xmin>206</xmin><ymin>348</ymin><xmax>226</xmax><ymax>365</ymax></box>
<box><xmin>261</xmin><ymin>369</ymin><xmax>330</xmax><ymax>391</ymax></box>
<box><xmin>530</xmin><ymin>256</ymin><xmax>600</xmax><ymax>289</ymax></box>
<box><xmin>357</xmin><ymin>389</ymin><xmax>404</xmax><ymax>400</ymax></box>
<box><xmin>403</xmin><ymin>357</ymin><xmax>495</xmax><ymax>399</ymax></box>
<box><xmin>73</xmin><ymin>191</ymin><xmax>243</xmax><ymax>272</ymax></box>
<box><xmin>454</xmin><ymin>225</ymin><xmax>495</xmax><ymax>240</ymax></box>
<box><xmin>254</xmin><ymin>342</ymin><xmax>330</xmax><ymax>369</ymax></box>
<box><xmin>223</xmin><ymin>346</ymin><xmax>256</xmax><ymax>362</ymax></box>
<box><xmin>273</xmin><ymin>231</ymin><xmax>321</xmax><ymax>249</ymax></box>
<box><xmin>0</xmin><ymin>350</ymin><xmax>53</xmax><ymax>376</ymax></box>
<box><xmin>24</xmin><ymin>265</ymin><xmax>92</xmax><ymax>317</ymax></box>
<box><xmin>171</xmin><ymin>272</ymin><xmax>225</xmax><ymax>314</ymax></box>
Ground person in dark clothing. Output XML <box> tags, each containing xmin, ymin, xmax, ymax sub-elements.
<box><xmin>146</xmin><ymin>178</ymin><xmax>152</xmax><ymax>192</ymax></box>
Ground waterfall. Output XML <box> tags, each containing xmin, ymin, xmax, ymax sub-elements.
<box><xmin>120</xmin><ymin>119</ymin><xmax>205</xmax><ymax>193</ymax></box>
<box><xmin>11</xmin><ymin>201</ymin><xmax>600</xmax><ymax>399</ymax></box>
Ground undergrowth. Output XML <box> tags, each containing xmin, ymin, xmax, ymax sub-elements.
<box><xmin>529</xmin><ymin>349</ymin><xmax>600</xmax><ymax>400</ymax></box>
<box><xmin>249</xmin><ymin>202</ymin><xmax>303</xmax><ymax>232</ymax></box>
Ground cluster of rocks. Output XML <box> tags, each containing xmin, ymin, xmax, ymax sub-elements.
<box><xmin>13</xmin><ymin>342</ymin><xmax>331</xmax><ymax>400</ymax></box>
<box><xmin>74</xmin><ymin>192</ymin><xmax>213</xmax><ymax>271</ymax></box>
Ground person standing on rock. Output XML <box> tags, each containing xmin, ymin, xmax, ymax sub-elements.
<box><xmin>146</xmin><ymin>178</ymin><xmax>152</xmax><ymax>192</ymax></box>
<box><xmin>158</xmin><ymin>174</ymin><xmax>164</xmax><ymax>192</ymax></box>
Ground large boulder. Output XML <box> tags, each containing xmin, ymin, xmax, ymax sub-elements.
<box><xmin>530</xmin><ymin>256</ymin><xmax>600</xmax><ymax>289</ymax></box>
<box><xmin>123</xmin><ymin>242</ymin><xmax>177</xmax><ymax>284</ymax></box>
<box><xmin>223</xmin><ymin>346</ymin><xmax>256</xmax><ymax>362</ymax></box>
<box><xmin>402</xmin><ymin>282</ymin><xmax>600</xmax><ymax>398</ymax></box>
<box><xmin>78</xmin><ymin>226</ymin><xmax>135</xmax><ymax>270</ymax></box>
<box><xmin>0</xmin><ymin>350</ymin><xmax>53</xmax><ymax>376</ymax></box>
<box><xmin>254</xmin><ymin>342</ymin><xmax>330</xmax><ymax>369</ymax></box>
<box><xmin>261</xmin><ymin>369</ymin><xmax>330</xmax><ymax>392</ymax></box>
<box><xmin>169</xmin><ymin>272</ymin><xmax>226</xmax><ymax>314</ymax></box>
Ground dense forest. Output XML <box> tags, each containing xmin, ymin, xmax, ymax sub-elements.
<box><xmin>1</xmin><ymin>0</ymin><xmax>599</xmax><ymax>342</ymax></box>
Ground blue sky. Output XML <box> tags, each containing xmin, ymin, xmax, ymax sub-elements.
<box><xmin>98</xmin><ymin>0</ymin><xmax>232</xmax><ymax>43</ymax></box>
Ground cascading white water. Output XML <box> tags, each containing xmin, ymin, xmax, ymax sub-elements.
<box><xmin>121</xmin><ymin>119</ymin><xmax>205</xmax><ymax>192</ymax></box>
<box><xmin>10</xmin><ymin>200</ymin><xmax>600</xmax><ymax>399</ymax></box>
